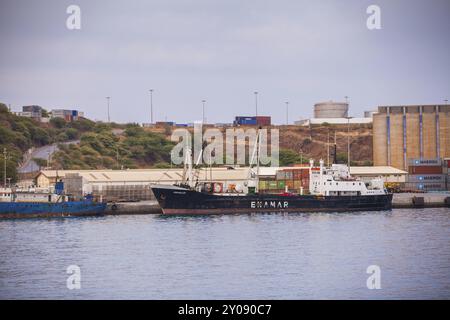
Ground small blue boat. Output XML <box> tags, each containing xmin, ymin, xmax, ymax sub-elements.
<box><xmin>0</xmin><ymin>182</ymin><xmax>106</xmax><ymax>219</ymax></box>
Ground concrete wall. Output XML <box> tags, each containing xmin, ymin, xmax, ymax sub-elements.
<box><xmin>390</xmin><ymin>113</ymin><xmax>404</xmax><ymax>170</ymax></box>
<box><xmin>373</xmin><ymin>113</ymin><xmax>388</xmax><ymax>166</ymax></box>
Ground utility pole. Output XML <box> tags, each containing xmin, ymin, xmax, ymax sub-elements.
<box><xmin>106</xmin><ymin>96</ymin><xmax>111</xmax><ymax>123</ymax></box>
<box><xmin>285</xmin><ymin>101</ymin><xmax>289</xmax><ymax>125</ymax></box>
<box><xmin>3</xmin><ymin>148</ymin><xmax>7</xmax><ymax>188</ymax></box>
<box><xmin>150</xmin><ymin>89</ymin><xmax>154</xmax><ymax>124</ymax></box>
<box><xmin>254</xmin><ymin>91</ymin><xmax>258</xmax><ymax>117</ymax></box>
<box><xmin>202</xmin><ymin>100</ymin><xmax>206</xmax><ymax>124</ymax></box>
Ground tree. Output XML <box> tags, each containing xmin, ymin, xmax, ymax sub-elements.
<box><xmin>50</xmin><ymin>117</ymin><xmax>66</xmax><ymax>129</ymax></box>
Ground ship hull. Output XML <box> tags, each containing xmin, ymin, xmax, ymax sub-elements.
<box><xmin>0</xmin><ymin>201</ymin><xmax>107</xmax><ymax>219</ymax></box>
<box><xmin>151</xmin><ymin>185</ymin><xmax>393</xmax><ymax>215</ymax></box>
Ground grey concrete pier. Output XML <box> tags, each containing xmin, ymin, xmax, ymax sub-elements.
<box><xmin>105</xmin><ymin>200</ymin><xmax>162</xmax><ymax>215</ymax></box>
<box><xmin>393</xmin><ymin>193</ymin><xmax>450</xmax><ymax>208</ymax></box>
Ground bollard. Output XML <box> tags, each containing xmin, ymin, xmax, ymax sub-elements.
<box><xmin>412</xmin><ymin>196</ymin><xmax>425</xmax><ymax>208</ymax></box>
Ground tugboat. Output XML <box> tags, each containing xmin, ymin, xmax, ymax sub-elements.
<box><xmin>151</xmin><ymin>131</ymin><xmax>393</xmax><ymax>215</ymax></box>
<box><xmin>0</xmin><ymin>181</ymin><xmax>106</xmax><ymax>219</ymax></box>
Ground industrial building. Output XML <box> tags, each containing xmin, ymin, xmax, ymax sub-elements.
<box><xmin>294</xmin><ymin>101</ymin><xmax>373</xmax><ymax>126</ymax></box>
<box><xmin>51</xmin><ymin>109</ymin><xmax>84</xmax><ymax>122</ymax></box>
<box><xmin>373</xmin><ymin>105</ymin><xmax>450</xmax><ymax>170</ymax></box>
<box><xmin>314</xmin><ymin>101</ymin><xmax>349</xmax><ymax>118</ymax></box>
<box><xmin>16</xmin><ymin>105</ymin><xmax>44</xmax><ymax>121</ymax></box>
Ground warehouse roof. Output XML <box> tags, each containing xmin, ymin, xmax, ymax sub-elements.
<box><xmin>36</xmin><ymin>166</ymin><xmax>406</xmax><ymax>184</ymax></box>
<box><xmin>37</xmin><ymin>168</ymin><xmax>250</xmax><ymax>183</ymax></box>
<box><xmin>349</xmin><ymin>166</ymin><xmax>407</xmax><ymax>175</ymax></box>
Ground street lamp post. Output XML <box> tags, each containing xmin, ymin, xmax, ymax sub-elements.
<box><xmin>202</xmin><ymin>100</ymin><xmax>206</xmax><ymax>124</ymax></box>
<box><xmin>285</xmin><ymin>101</ymin><xmax>289</xmax><ymax>125</ymax></box>
<box><xmin>106</xmin><ymin>96</ymin><xmax>111</xmax><ymax>123</ymax></box>
<box><xmin>254</xmin><ymin>91</ymin><xmax>258</xmax><ymax>117</ymax></box>
<box><xmin>150</xmin><ymin>89</ymin><xmax>154</xmax><ymax>124</ymax></box>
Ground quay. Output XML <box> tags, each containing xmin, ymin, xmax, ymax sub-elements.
<box><xmin>392</xmin><ymin>193</ymin><xmax>450</xmax><ymax>208</ymax></box>
<box><xmin>106</xmin><ymin>200</ymin><xmax>162</xmax><ymax>215</ymax></box>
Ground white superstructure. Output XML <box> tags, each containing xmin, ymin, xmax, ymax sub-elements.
<box><xmin>309</xmin><ymin>160</ymin><xmax>386</xmax><ymax>196</ymax></box>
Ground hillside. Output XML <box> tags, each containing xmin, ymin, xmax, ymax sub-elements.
<box><xmin>0</xmin><ymin>103</ymin><xmax>174</xmax><ymax>182</ymax></box>
<box><xmin>143</xmin><ymin>124</ymin><xmax>373</xmax><ymax>167</ymax></box>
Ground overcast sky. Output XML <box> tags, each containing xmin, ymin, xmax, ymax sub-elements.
<box><xmin>0</xmin><ymin>0</ymin><xmax>449</xmax><ymax>124</ymax></box>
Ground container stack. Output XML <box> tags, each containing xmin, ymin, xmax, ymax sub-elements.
<box><xmin>406</xmin><ymin>158</ymin><xmax>446</xmax><ymax>191</ymax></box>
<box><xmin>444</xmin><ymin>158</ymin><xmax>450</xmax><ymax>191</ymax></box>
<box><xmin>233</xmin><ymin>116</ymin><xmax>271</xmax><ymax>126</ymax></box>
<box><xmin>259</xmin><ymin>167</ymin><xmax>309</xmax><ymax>194</ymax></box>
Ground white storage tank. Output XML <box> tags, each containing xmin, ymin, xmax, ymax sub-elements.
<box><xmin>314</xmin><ymin>101</ymin><xmax>349</xmax><ymax>118</ymax></box>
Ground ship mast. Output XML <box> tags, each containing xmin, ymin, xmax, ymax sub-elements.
<box><xmin>248</xmin><ymin>128</ymin><xmax>261</xmax><ymax>192</ymax></box>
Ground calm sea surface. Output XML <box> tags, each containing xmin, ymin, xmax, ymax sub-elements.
<box><xmin>1</xmin><ymin>208</ymin><xmax>449</xmax><ymax>299</ymax></box>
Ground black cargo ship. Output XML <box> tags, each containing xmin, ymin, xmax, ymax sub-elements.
<box><xmin>152</xmin><ymin>185</ymin><xmax>393</xmax><ymax>215</ymax></box>
<box><xmin>153</xmin><ymin>130</ymin><xmax>393</xmax><ymax>215</ymax></box>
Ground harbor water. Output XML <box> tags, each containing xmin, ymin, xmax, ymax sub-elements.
<box><xmin>0</xmin><ymin>208</ymin><xmax>449</xmax><ymax>299</ymax></box>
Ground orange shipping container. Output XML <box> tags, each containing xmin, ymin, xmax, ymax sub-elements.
<box><xmin>408</xmin><ymin>166</ymin><xmax>442</xmax><ymax>174</ymax></box>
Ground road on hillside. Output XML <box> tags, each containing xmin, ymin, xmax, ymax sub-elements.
<box><xmin>18</xmin><ymin>140</ymin><xmax>79</xmax><ymax>173</ymax></box>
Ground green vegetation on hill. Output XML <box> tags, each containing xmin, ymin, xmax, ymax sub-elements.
<box><xmin>52</xmin><ymin>124</ymin><xmax>175</xmax><ymax>170</ymax></box>
<box><xmin>0</xmin><ymin>102</ymin><xmax>175</xmax><ymax>182</ymax></box>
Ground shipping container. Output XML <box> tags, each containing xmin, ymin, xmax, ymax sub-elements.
<box><xmin>258</xmin><ymin>181</ymin><xmax>267</xmax><ymax>190</ymax></box>
<box><xmin>255</xmin><ymin>116</ymin><xmax>271</xmax><ymax>126</ymax></box>
<box><xmin>408</xmin><ymin>158</ymin><xmax>442</xmax><ymax>166</ymax></box>
<box><xmin>444</xmin><ymin>159</ymin><xmax>450</xmax><ymax>168</ymax></box>
<box><xmin>286</xmin><ymin>180</ymin><xmax>294</xmax><ymax>189</ymax></box>
<box><xmin>407</xmin><ymin>174</ymin><xmax>446</xmax><ymax>183</ymax></box>
<box><xmin>284</xmin><ymin>171</ymin><xmax>293</xmax><ymax>180</ymax></box>
<box><xmin>408</xmin><ymin>166</ymin><xmax>443</xmax><ymax>174</ymax></box>
<box><xmin>268</xmin><ymin>181</ymin><xmax>278</xmax><ymax>190</ymax></box>
<box><xmin>276</xmin><ymin>171</ymin><xmax>286</xmax><ymax>180</ymax></box>
<box><xmin>234</xmin><ymin>116</ymin><xmax>258</xmax><ymax>126</ymax></box>
<box><xmin>404</xmin><ymin>182</ymin><xmax>446</xmax><ymax>191</ymax></box>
